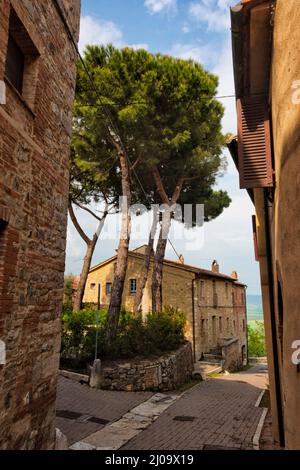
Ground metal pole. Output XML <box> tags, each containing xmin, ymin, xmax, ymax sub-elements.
<box><xmin>95</xmin><ymin>284</ymin><xmax>101</xmax><ymax>361</ymax></box>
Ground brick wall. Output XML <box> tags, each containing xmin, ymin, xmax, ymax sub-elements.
<box><xmin>0</xmin><ymin>0</ymin><xmax>80</xmax><ymax>449</ymax></box>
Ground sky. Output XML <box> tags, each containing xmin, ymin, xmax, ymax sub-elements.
<box><xmin>65</xmin><ymin>0</ymin><xmax>262</xmax><ymax>296</ymax></box>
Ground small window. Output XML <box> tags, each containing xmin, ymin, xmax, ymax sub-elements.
<box><xmin>219</xmin><ymin>317</ymin><xmax>222</xmax><ymax>332</ymax></box>
<box><xmin>199</xmin><ymin>280</ymin><xmax>205</xmax><ymax>299</ymax></box>
<box><xmin>90</xmin><ymin>283</ymin><xmax>96</xmax><ymax>290</ymax></box>
<box><xmin>130</xmin><ymin>279</ymin><xmax>137</xmax><ymax>294</ymax></box>
<box><xmin>201</xmin><ymin>318</ymin><xmax>205</xmax><ymax>335</ymax></box>
<box><xmin>5</xmin><ymin>35</ymin><xmax>24</xmax><ymax>93</ymax></box>
<box><xmin>4</xmin><ymin>8</ymin><xmax>39</xmax><ymax>106</ymax></box>
<box><xmin>226</xmin><ymin>317</ymin><xmax>229</xmax><ymax>332</ymax></box>
<box><xmin>106</xmin><ymin>282</ymin><xmax>112</xmax><ymax>295</ymax></box>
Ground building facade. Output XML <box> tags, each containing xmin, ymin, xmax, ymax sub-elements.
<box><xmin>83</xmin><ymin>246</ymin><xmax>247</xmax><ymax>366</ymax></box>
<box><xmin>229</xmin><ymin>0</ymin><xmax>300</xmax><ymax>449</ymax></box>
<box><xmin>0</xmin><ymin>0</ymin><xmax>80</xmax><ymax>449</ymax></box>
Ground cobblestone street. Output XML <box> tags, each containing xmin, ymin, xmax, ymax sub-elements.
<box><xmin>57</xmin><ymin>365</ymin><xmax>268</xmax><ymax>450</ymax></box>
<box><xmin>122</xmin><ymin>364</ymin><xmax>268</xmax><ymax>450</ymax></box>
<box><xmin>56</xmin><ymin>376</ymin><xmax>153</xmax><ymax>445</ymax></box>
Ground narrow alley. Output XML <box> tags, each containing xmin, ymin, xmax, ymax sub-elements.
<box><xmin>57</xmin><ymin>365</ymin><xmax>269</xmax><ymax>450</ymax></box>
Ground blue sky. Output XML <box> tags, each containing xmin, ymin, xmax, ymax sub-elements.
<box><xmin>65</xmin><ymin>0</ymin><xmax>262</xmax><ymax>295</ymax></box>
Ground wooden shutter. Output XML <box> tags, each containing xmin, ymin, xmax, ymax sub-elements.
<box><xmin>237</xmin><ymin>97</ymin><xmax>273</xmax><ymax>189</ymax></box>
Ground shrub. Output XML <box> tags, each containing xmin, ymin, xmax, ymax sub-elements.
<box><xmin>247</xmin><ymin>321</ymin><xmax>266</xmax><ymax>357</ymax></box>
<box><xmin>60</xmin><ymin>306</ymin><xmax>186</xmax><ymax>367</ymax></box>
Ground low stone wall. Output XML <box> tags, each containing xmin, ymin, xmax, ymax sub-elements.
<box><xmin>99</xmin><ymin>342</ymin><xmax>193</xmax><ymax>392</ymax></box>
<box><xmin>220</xmin><ymin>338</ymin><xmax>242</xmax><ymax>372</ymax></box>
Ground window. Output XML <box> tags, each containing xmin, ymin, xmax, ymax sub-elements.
<box><xmin>201</xmin><ymin>319</ymin><xmax>205</xmax><ymax>336</ymax></box>
<box><xmin>4</xmin><ymin>8</ymin><xmax>39</xmax><ymax>106</ymax></box>
<box><xmin>5</xmin><ymin>35</ymin><xmax>24</xmax><ymax>93</ymax></box>
<box><xmin>237</xmin><ymin>97</ymin><xmax>273</xmax><ymax>189</ymax></box>
<box><xmin>226</xmin><ymin>317</ymin><xmax>229</xmax><ymax>332</ymax></box>
<box><xmin>106</xmin><ymin>282</ymin><xmax>112</xmax><ymax>295</ymax></box>
<box><xmin>199</xmin><ymin>280</ymin><xmax>205</xmax><ymax>300</ymax></box>
<box><xmin>90</xmin><ymin>283</ymin><xmax>96</xmax><ymax>290</ymax></box>
<box><xmin>130</xmin><ymin>279</ymin><xmax>137</xmax><ymax>294</ymax></box>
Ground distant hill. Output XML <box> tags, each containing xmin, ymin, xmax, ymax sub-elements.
<box><xmin>247</xmin><ymin>294</ymin><xmax>263</xmax><ymax>321</ymax></box>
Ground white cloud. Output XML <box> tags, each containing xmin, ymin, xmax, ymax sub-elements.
<box><xmin>79</xmin><ymin>16</ymin><xmax>149</xmax><ymax>54</ymax></box>
<box><xmin>144</xmin><ymin>0</ymin><xmax>177</xmax><ymax>15</ymax></box>
<box><xmin>79</xmin><ymin>16</ymin><xmax>123</xmax><ymax>53</ymax></box>
<box><xmin>170</xmin><ymin>42</ymin><xmax>216</xmax><ymax>66</ymax></box>
<box><xmin>181</xmin><ymin>24</ymin><xmax>191</xmax><ymax>34</ymax></box>
<box><xmin>189</xmin><ymin>0</ymin><xmax>232</xmax><ymax>32</ymax></box>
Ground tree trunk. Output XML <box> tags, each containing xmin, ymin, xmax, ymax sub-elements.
<box><xmin>73</xmin><ymin>235</ymin><xmax>98</xmax><ymax>311</ymax></box>
<box><xmin>69</xmin><ymin>201</ymin><xmax>108</xmax><ymax>312</ymax></box>
<box><xmin>106</xmin><ymin>148</ymin><xmax>132</xmax><ymax>345</ymax></box>
<box><xmin>151</xmin><ymin>212</ymin><xmax>171</xmax><ymax>313</ymax></box>
<box><xmin>133</xmin><ymin>209</ymin><xmax>159</xmax><ymax>314</ymax></box>
<box><xmin>151</xmin><ymin>170</ymin><xmax>185</xmax><ymax>313</ymax></box>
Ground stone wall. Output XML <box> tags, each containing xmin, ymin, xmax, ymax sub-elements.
<box><xmin>194</xmin><ymin>278</ymin><xmax>247</xmax><ymax>362</ymax></box>
<box><xmin>98</xmin><ymin>342</ymin><xmax>193</xmax><ymax>392</ymax></box>
<box><xmin>220</xmin><ymin>338</ymin><xmax>242</xmax><ymax>372</ymax></box>
<box><xmin>0</xmin><ymin>0</ymin><xmax>80</xmax><ymax>449</ymax></box>
<box><xmin>84</xmin><ymin>251</ymin><xmax>248</xmax><ymax>365</ymax></box>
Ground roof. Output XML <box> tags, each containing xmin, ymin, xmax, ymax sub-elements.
<box><xmin>89</xmin><ymin>246</ymin><xmax>247</xmax><ymax>286</ymax></box>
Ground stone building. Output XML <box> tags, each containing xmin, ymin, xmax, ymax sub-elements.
<box><xmin>0</xmin><ymin>0</ymin><xmax>80</xmax><ymax>449</ymax></box>
<box><xmin>83</xmin><ymin>246</ymin><xmax>247</xmax><ymax>367</ymax></box>
<box><xmin>228</xmin><ymin>0</ymin><xmax>300</xmax><ymax>449</ymax></box>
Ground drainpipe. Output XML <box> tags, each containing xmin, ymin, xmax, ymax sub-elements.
<box><xmin>191</xmin><ymin>277</ymin><xmax>197</xmax><ymax>362</ymax></box>
<box><xmin>264</xmin><ymin>189</ymin><xmax>285</xmax><ymax>447</ymax></box>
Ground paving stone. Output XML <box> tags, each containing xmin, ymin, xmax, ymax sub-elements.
<box><xmin>122</xmin><ymin>365</ymin><xmax>268</xmax><ymax>450</ymax></box>
<box><xmin>55</xmin><ymin>376</ymin><xmax>152</xmax><ymax>445</ymax></box>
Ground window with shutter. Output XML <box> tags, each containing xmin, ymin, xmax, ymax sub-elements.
<box><xmin>237</xmin><ymin>97</ymin><xmax>273</xmax><ymax>189</ymax></box>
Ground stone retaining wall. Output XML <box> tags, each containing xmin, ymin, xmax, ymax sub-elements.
<box><xmin>100</xmin><ymin>342</ymin><xmax>193</xmax><ymax>392</ymax></box>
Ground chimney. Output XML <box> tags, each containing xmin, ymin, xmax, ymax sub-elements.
<box><xmin>179</xmin><ymin>254</ymin><xmax>185</xmax><ymax>265</ymax></box>
<box><xmin>231</xmin><ymin>271</ymin><xmax>238</xmax><ymax>280</ymax></box>
<box><xmin>212</xmin><ymin>260</ymin><xmax>219</xmax><ymax>273</ymax></box>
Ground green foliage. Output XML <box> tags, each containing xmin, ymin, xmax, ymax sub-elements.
<box><xmin>75</xmin><ymin>45</ymin><xmax>231</xmax><ymax>217</ymax></box>
<box><xmin>247</xmin><ymin>321</ymin><xmax>266</xmax><ymax>357</ymax></box>
<box><xmin>60</xmin><ymin>306</ymin><xmax>186</xmax><ymax>367</ymax></box>
<box><xmin>63</xmin><ymin>275</ymin><xmax>75</xmax><ymax>310</ymax></box>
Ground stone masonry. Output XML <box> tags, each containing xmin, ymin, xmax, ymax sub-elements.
<box><xmin>0</xmin><ymin>0</ymin><xmax>80</xmax><ymax>449</ymax></box>
<box><xmin>84</xmin><ymin>247</ymin><xmax>248</xmax><ymax>366</ymax></box>
<box><xmin>98</xmin><ymin>342</ymin><xmax>193</xmax><ymax>392</ymax></box>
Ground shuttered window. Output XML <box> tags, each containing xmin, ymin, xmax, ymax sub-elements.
<box><xmin>237</xmin><ymin>97</ymin><xmax>273</xmax><ymax>189</ymax></box>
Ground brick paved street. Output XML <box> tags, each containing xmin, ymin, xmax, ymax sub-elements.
<box><xmin>56</xmin><ymin>376</ymin><xmax>153</xmax><ymax>445</ymax></box>
<box><xmin>56</xmin><ymin>365</ymin><xmax>268</xmax><ymax>450</ymax></box>
<box><xmin>122</xmin><ymin>365</ymin><xmax>268</xmax><ymax>450</ymax></box>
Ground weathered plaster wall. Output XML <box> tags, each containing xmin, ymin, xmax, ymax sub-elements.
<box><xmin>270</xmin><ymin>0</ymin><xmax>300</xmax><ymax>449</ymax></box>
<box><xmin>0</xmin><ymin>0</ymin><xmax>80</xmax><ymax>449</ymax></box>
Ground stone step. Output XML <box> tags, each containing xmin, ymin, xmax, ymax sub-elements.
<box><xmin>202</xmin><ymin>353</ymin><xmax>223</xmax><ymax>363</ymax></box>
